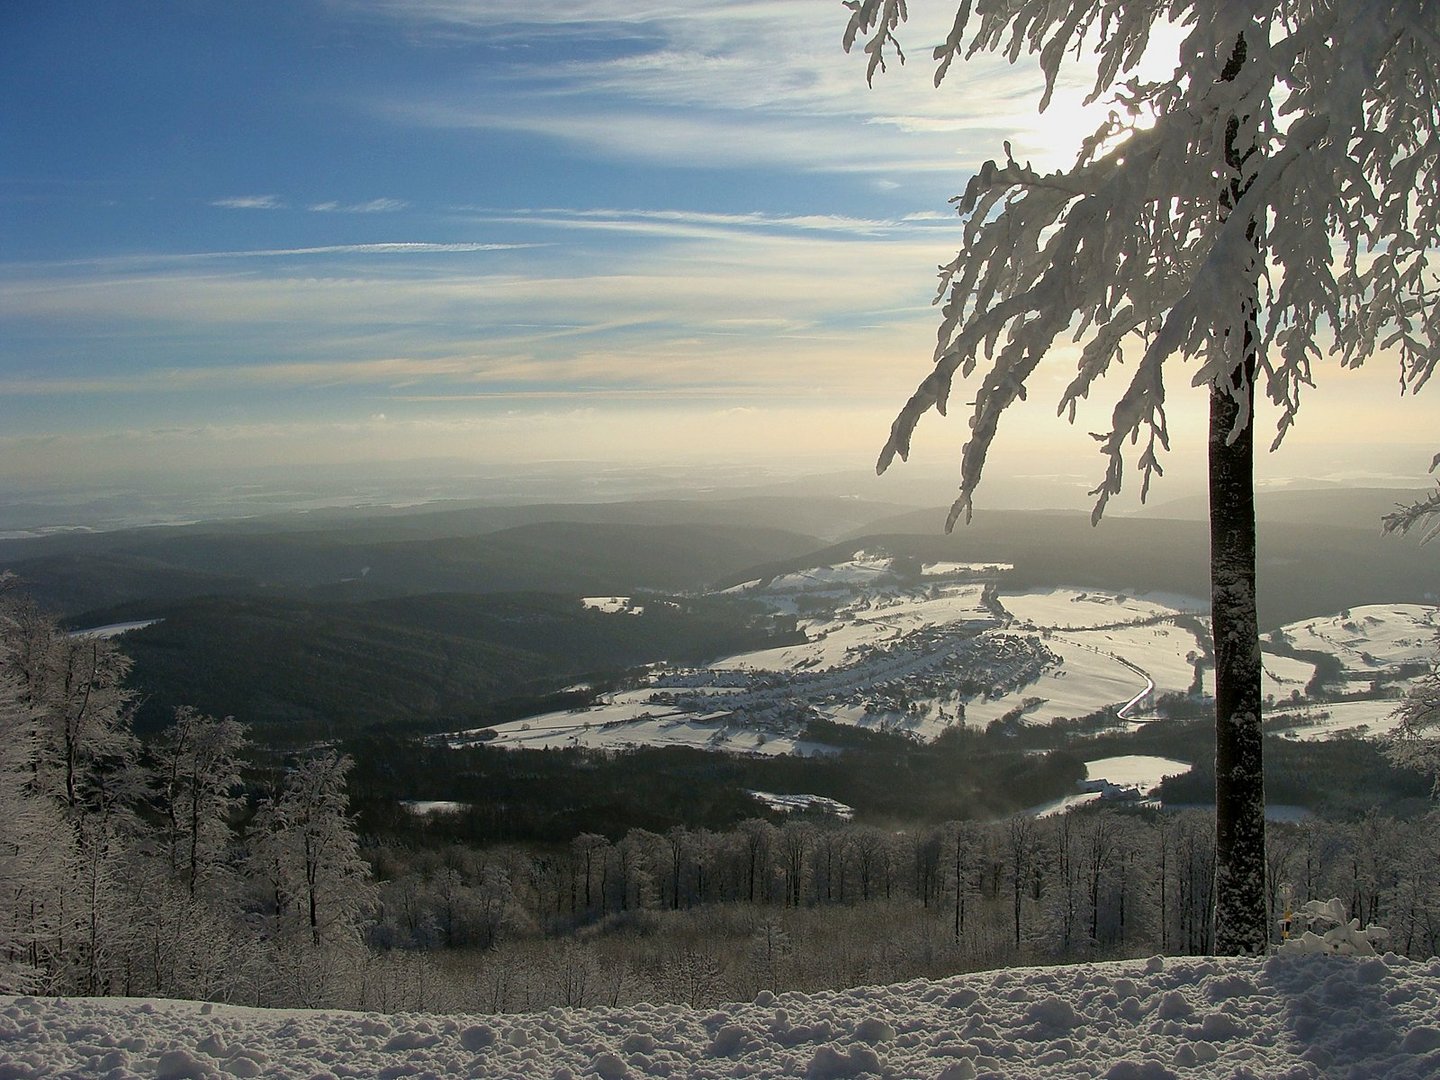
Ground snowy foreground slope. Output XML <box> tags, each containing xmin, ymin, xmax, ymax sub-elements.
<box><xmin>6</xmin><ymin>954</ymin><xmax>1440</xmax><ymax>1079</ymax></box>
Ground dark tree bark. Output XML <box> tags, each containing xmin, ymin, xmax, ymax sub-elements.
<box><xmin>1209</xmin><ymin>349</ymin><xmax>1267</xmax><ymax>954</ymax></box>
<box><xmin>1210</xmin><ymin>32</ymin><xmax>1268</xmax><ymax>957</ymax></box>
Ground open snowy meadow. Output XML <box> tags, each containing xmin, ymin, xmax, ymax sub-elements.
<box><xmin>463</xmin><ymin>560</ymin><xmax>1439</xmax><ymax>764</ymax></box>
<box><xmin>5</xmin><ymin>953</ymin><xmax>1440</xmax><ymax>1079</ymax></box>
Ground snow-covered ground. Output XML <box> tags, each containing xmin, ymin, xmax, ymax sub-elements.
<box><xmin>7</xmin><ymin>953</ymin><xmax>1440</xmax><ymax>1078</ymax></box>
<box><xmin>400</xmin><ymin>800</ymin><xmax>468</xmax><ymax>816</ymax></box>
<box><xmin>1280</xmin><ymin>605</ymin><xmax>1440</xmax><ymax>672</ymax></box>
<box><xmin>1001</xmin><ymin>588</ymin><xmax>1199</xmax><ymax>629</ymax></box>
<box><xmin>67</xmin><ymin>619</ymin><xmax>161</xmax><ymax>639</ymax></box>
<box><xmin>1262</xmin><ymin>652</ymin><xmax>1316</xmax><ymax>703</ymax></box>
<box><xmin>762</xmin><ymin>553</ymin><xmax>898</xmax><ymax>593</ymax></box>
<box><xmin>1073</xmin><ymin>623</ymin><xmax>1201</xmax><ymax>700</ymax></box>
<box><xmin>1030</xmin><ymin>756</ymin><xmax>1192</xmax><ymax>817</ymax></box>
<box><xmin>583</xmin><ymin>596</ymin><xmax>641</xmax><ymax>614</ymax></box>
<box><xmin>748</xmin><ymin>790</ymin><xmax>856</xmax><ymax>820</ymax></box>
<box><xmin>459</xmin><ymin>695</ymin><xmax>834</xmax><ymax>758</ymax></box>
<box><xmin>1084</xmin><ymin>755</ymin><xmax>1191</xmax><ymax>792</ymax></box>
<box><xmin>921</xmin><ymin>560</ymin><xmax>1013</xmax><ymax>576</ymax></box>
<box><xmin>718</xmin><ymin>616</ymin><xmax>897</xmax><ymax>674</ymax></box>
<box><xmin>1266</xmin><ymin>699</ymin><xmax>1411</xmax><ymax>741</ymax></box>
<box><xmin>960</xmin><ymin>636</ymin><xmax>1144</xmax><ymax>729</ymax></box>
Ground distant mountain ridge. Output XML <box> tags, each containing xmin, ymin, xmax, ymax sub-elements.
<box><xmin>816</xmin><ymin>504</ymin><xmax>1439</xmax><ymax>629</ymax></box>
<box><xmin>5</xmin><ymin>518</ymin><xmax>833</xmax><ymax>617</ymax></box>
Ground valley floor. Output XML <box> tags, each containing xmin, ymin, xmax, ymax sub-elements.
<box><xmin>5</xmin><ymin>952</ymin><xmax>1440</xmax><ymax>1078</ymax></box>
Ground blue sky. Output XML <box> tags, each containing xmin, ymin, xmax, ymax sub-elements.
<box><xmin>3</xmin><ymin>0</ymin><xmax>1434</xmax><ymax>508</ymax></box>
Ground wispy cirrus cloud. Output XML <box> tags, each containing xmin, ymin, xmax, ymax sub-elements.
<box><xmin>210</xmin><ymin>194</ymin><xmax>287</xmax><ymax>210</ymax></box>
<box><xmin>308</xmin><ymin>197</ymin><xmax>409</xmax><ymax>213</ymax></box>
<box><xmin>1</xmin><ymin>221</ymin><xmax>948</xmax><ymax>334</ymax></box>
<box><xmin>212</xmin><ymin>195</ymin><xmax>411</xmax><ymax>214</ymax></box>
<box><xmin>462</xmin><ymin>206</ymin><xmax>944</xmax><ymax>242</ymax></box>
<box><xmin>355</xmin><ymin>0</ymin><xmax>1152</xmax><ymax>177</ymax></box>
<box><xmin>0</xmin><ymin>354</ymin><xmax>520</xmax><ymax>396</ymax></box>
<box><xmin>5</xmin><ymin>242</ymin><xmax>542</xmax><ymax>274</ymax></box>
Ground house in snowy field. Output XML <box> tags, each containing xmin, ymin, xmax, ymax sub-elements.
<box><xmin>1076</xmin><ymin>778</ymin><xmax>1143</xmax><ymax>803</ymax></box>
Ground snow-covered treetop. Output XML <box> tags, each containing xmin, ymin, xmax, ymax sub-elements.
<box><xmin>845</xmin><ymin>0</ymin><xmax>1440</xmax><ymax>527</ymax></box>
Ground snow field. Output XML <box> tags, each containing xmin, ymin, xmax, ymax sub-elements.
<box><xmin>748</xmin><ymin>790</ymin><xmax>856</xmax><ymax>820</ymax></box>
<box><xmin>1084</xmin><ymin>755</ymin><xmax>1191</xmax><ymax>792</ymax></box>
<box><xmin>400</xmin><ymin>800</ymin><xmax>467</xmax><ymax>816</ymax></box>
<box><xmin>476</xmin><ymin>711</ymin><xmax>818</xmax><ymax>758</ymax></box>
<box><xmin>67</xmin><ymin>619</ymin><xmax>162</xmax><ymax>639</ymax></box>
<box><xmin>718</xmin><ymin>616</ymin><xmax>894</xmax><ymax>674</ymax></box>
<box><xmin>921</xmin><ymin>561</ymin><xmax>1014</xmax><ymax>576</ymax></box>
<box><xmin>764</xmin><ymin>553</ymin><xmax>897</xmax><ymax>593</ymax></box>
<box><xmin>1030</xmin><ymin>757</ymin><xmax>1191</xmax><ymax>817</ymax></box>
<box><xmin>1262</xmin><ymin>653</ymin><xmax>1316</xmax><ymax>702</ymax></box>
<box><xmin>853</xmin><ymin>587</ymin><xmax>994</xmax><ymax>633</ymax></box>
<box><xmin>1062</xmin><ymin>623</ymin><xmax>1203</xmax><ymax>699</ymax></box>
<box><xmin>999</xmin><ymin>589</ymin><xmax>1195</xmax><ymax>630</ymax></box>
<box><xmin>582</xmin><ymin>597</ymin><xmax>641</xmax><ymax>615</ymax></box>
<box><xmin>468</xmin><ymin>689</ymin><xmax>845</xmax><ymax>757</ymax></box>
<box><xmin>1029</xmin><ymin>791</ymin><xmax>1106</xmax><ymax>817</ymax></box>
<box><xmin>462</xmin><ymin>574</ymin><xmax>1435</xmax><ymax>757</ymax></box>
<box><xmin>719</xmin><ymin>588</ymin><xmax>993</xmax><ymax>677</ymax></box>
<box><xmin>1266</xmin><ymin>699</ymin><xmax>1411</xmax><ymax>741</ymax></box>
<box><xmin>8</xmin><ymin>953</ymin><xmax>1440</xmax><ymax>1078</ymax></box>
<box><xmin>961</xmin><ymin>636</ymin><xmax>1144</xmax><ymax>729</ymax></box>
<box><xmin>821</xmin><ymin>701</ymin><xmax>962</xmax><ymax>743</ymax></box>
<box><xmin>1279</xmin><ymin>605</ymin><xmax>1440</xmax><ymax>672</ymax></box>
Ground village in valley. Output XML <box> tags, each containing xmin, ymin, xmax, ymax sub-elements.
<box><xmin>446</xmin><ymin>551</ymin><xmax>1440</xmax><ymax>816</ymax></box>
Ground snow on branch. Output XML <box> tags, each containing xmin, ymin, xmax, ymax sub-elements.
<box><xmin>1384</xmin><ymin>454</ymin><xmax>1440</xmax><ymax>544</ymax></box>
<box><xmin>852</xmin><ymin>1</ymin><xmax>1440</xmax><ymax>528</ymax></box>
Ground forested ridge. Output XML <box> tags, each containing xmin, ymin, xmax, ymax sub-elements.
<box><xmin>87</xmin><ymin>591</ymin><xmax>801</xmax><ymax>737</ymax></box>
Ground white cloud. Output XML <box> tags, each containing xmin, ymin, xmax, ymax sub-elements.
<box><xmin>308</xmin><ymin>197</ymin><xmax>410</xmax><ymax>213</ymax></box>
<box><xmin>358</xmin><ymin>0</ymin><xmax>1068</xmax><ymax>177</ymax></box>
<box><xmin>0</xmin><ymin>242</ymin><xmax>946</xmax><ymax>362</ymax></box>
<box><xmin>210</xmin><ymin>194</ymin><xmax>287</xmax><ymax>210</ymax></box>
<box><xmin>466</xmin><ymin>206</ymin><xmax>935</xmax><ymax>242</ymax></box>
<box><xmin>351</xmin><ymin>0</ymin><xmax>1197</xmax><ymax>182</ymax></box>
<box><xmin>10</xmin><ymin>243</ymin><xmax>541</xmax><ymax>272</ymax></box>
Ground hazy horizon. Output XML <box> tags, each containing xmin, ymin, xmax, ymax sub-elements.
<box><xmin>2</xmin><ymin>435</ymin><xmax>1435</xmax><ymax>540</ymax></box>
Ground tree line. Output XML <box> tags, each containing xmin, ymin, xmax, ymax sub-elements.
<box><xmin>361</xmin><ymin>804</ymin><xmax>1440</xmax><ymax>1013</ymax></box>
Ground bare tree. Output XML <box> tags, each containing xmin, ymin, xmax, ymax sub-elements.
<box><xmin>247</xmin><ymin>751</ymin><xmax>372</xmax><ymax>948</ymax></box>
<box><xmin>155</xmin><ymin>706</ymin><xmax>247</xmax><ymax>899</ymax></box>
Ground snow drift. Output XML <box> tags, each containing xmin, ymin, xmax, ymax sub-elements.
<box><xmin>4</xmin><ymin>952</ymin><xmax>1440</xmax><ymax>1078</ymax></box>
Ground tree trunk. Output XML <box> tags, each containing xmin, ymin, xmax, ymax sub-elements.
<box><xmin>1209</xmin><ymin>30</ymin><xmax>1268</xmax><ymax>958</ymax></box>
<box><xmin>1209</xmin><ymin>366</ymin><xmax>1266</xmax><ymax>954</ymax></box>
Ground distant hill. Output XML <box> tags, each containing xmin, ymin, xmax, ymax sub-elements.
<box><xmin>5</xmin><ymin>518</ymin><xmax>828</xmax><ymax>617</ymax></box>
<box><xmin>807</xmin><ymin>505</ymin><xmax>1440</xmax><ymax>629</ymax></box>
<box><xmin>260</xmin><ymin>493</ymin><xmax>911</xmax><ymax>545</ymax></box>
<box><xmin>1145</xmin><ymin>485</ymin><xmax>1427</xmax><ymax>527</ymax></box>
<box><xmin>99</xmin><ymin>590</ymin><xmax>796</xmax><ymax>739</ymax></box>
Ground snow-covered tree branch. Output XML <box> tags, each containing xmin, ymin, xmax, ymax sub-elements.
<box><xmin>1384</xmin><ymin>456</ymin><xmax>1440</xmax><ymax>544</ymax></box>
<box><xmin>848</xmin><ymin>0</ymin><xmax>1440</xmax><ymax>528</ymax></box>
